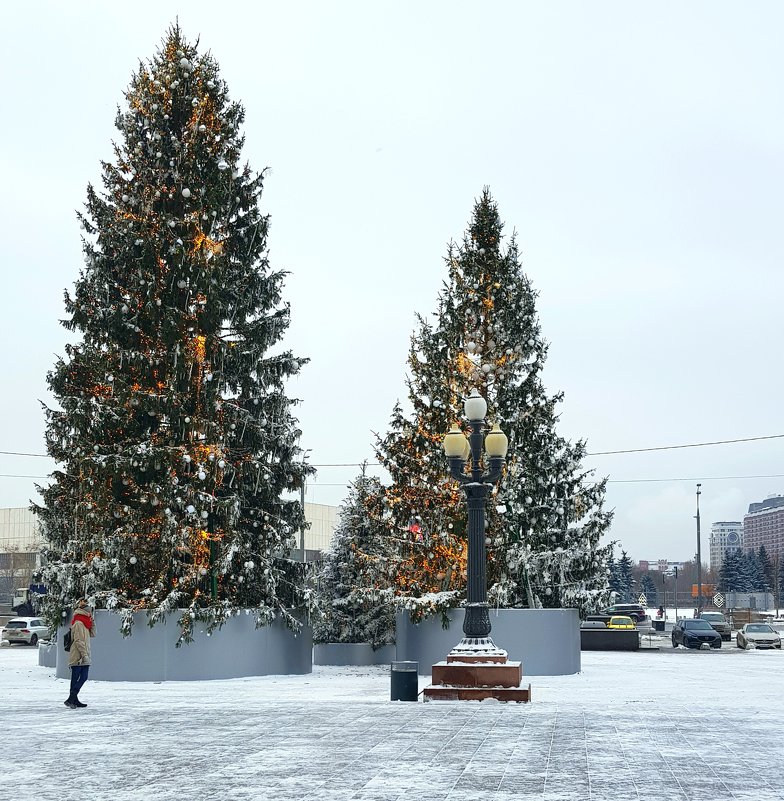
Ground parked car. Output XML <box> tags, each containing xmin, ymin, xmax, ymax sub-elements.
<box><xmin>607</xmin><ymin>616</ymin><xmax>636</xmax><ymax>630</ymax></box>
<box><xmin>699</xmin><ymin>611</ymin><xmax>732</xmax><ymax>641</ymax></box>
<box><xmin>672</xmin><ymin>619</ymin><xmax>722</xmax><ymax>649</ymax></box>
<box><xmin>736</xmin><ymin>624</ymin><xmax>782</xmax><ymax>650</ymax></box>
<box><xmin>600</xmin><ymin>604</ymin><xmax>652</xmax><ymax>628</ymax></box>
<box><xmin>0</xmin><ymin>617</ymin><xmax>50</xmax><ymax>646</ymax></box>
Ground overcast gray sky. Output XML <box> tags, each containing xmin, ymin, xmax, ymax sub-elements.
<box><xmin>1</xmin><ymin>1</ymin><xmax>783</xmax><ymax>562</ymax></box>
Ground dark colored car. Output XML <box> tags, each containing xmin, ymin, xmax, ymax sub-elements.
<box><xmin>672</xmin><ymin>619</ymin><xmax>722</xmax><ymax>649</ymax></box>
<box><xmin>699</xmin><ymin>612</ymin><xmax>731</xmax><ymax>641</ymax></box>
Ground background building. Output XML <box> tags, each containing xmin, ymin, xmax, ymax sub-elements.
<box><xmin>638</xmin><ymin>559</ymin><xmax>687</xmax><ymax>573</ymax></box>
<box><xmin>0</xmin><ymin>508</ymin><xmax>43</xmax><ymax>604</ymax></box>
<box><xmin>709</xmin><ymin>521</ymin><xmax>743</xmax><ymax>573</ymax></box>
<box><xmin>743</xmin><ymin>495</ymin><xmax>784</xmax><ymax>560</ymax></box>
<box><xmin>290</xmin><ymin>502</ymin><xmax>340</xmax><ymax>561</ymax></box>
<box><xmin>1</xmin><ymin>504</ymin><xmax>339</xmax><ymax>602</ymax></box>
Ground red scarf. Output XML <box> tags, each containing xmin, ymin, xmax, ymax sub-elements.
<box><xmin>72</xmin><ymin>612</ymin><xmax>93</xmax><ymax>631</ymax></box>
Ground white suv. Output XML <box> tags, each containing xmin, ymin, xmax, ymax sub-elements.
<box><xmin>1</xmin><ymin>617</ymin><xmax>50</xmax><ymax>646</ymax></box>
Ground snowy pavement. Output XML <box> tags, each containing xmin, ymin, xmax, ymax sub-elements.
<box><xmin>1</xmin><ymin>643</ymin><xmax>783</xmax><ymax>801</ymax></box>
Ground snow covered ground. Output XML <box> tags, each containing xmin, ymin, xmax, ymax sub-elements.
<box><xmin>1</xmin><ymin>642</ymin><xmax>783</xmax><ymax>800</ymax></box>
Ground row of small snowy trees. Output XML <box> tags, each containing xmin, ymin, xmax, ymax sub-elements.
<box><xmin>606</xmin><ymin>551</ymin><xmax>663</xmax><ymax>607</ymax></box>
<box><xmin>606</xmin><ymin>551</ymin><xmax>635</xmax><ymax>604</ymax></box>
<box><xmin>719</xmin><ymin>546</ymin><xmax>783</xmax><ymax>596</ymax></box>
<box><xmin>36</xmin><ymin>27</ymin><xmax>614</xmax><ymax>644</ymax></box>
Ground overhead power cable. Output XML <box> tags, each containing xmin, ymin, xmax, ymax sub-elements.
<box><xmin>587</xmin><ymin>433</ymin><xmax>784</xmax><ymax>456</ymax></box>
<box><xmin>2</xmin><ymin>432</ymin><xmax>784</xmax><ymax>461</ymax></box>
<box><xmin>606</xmin><ymin>473</ymin><xmax>784</xmax><ymax>484</ymax></box>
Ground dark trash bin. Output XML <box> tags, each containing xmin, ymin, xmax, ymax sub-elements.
<box><xmin>654</xmin><ymin>620</ymin><xmax>665</xmax><ymax>632</ymax></box>
<box><xmin>390</xmin><ymin>661</ymin><xmax>419</xmax><ymax>701</ymax></box>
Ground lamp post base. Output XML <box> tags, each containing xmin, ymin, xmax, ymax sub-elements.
<box><xmin>448</xmin><ymin>636</ymin><xmax>508</xmax><ymax>661</ymax></box>
<box><xmin>462</xmin><ymin>602</ymin><xmax>492</xmax><ymax>638</ymax></box>
<box><xmin>424</xmin><ymin>652</ymin><xmax>532</xmax><ymax>703</ymax></box>
<box><xmin>422</xmin><ymin>614</ymin><xmax>533</xmax><ymax>703</ymax></box>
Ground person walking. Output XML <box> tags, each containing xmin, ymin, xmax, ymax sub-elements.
<box><xmin>64</xmin><ymin>599</ymin><xmax>95</xmax><ymax>709</ymax></box>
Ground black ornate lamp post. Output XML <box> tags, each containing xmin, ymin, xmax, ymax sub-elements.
<box><xmin>442</xmin><ymin>389</ymin><xmax>509</xmax><ymax>657</ymax></box>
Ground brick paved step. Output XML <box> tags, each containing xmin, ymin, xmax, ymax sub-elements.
<box><xmin>423</xmin><ymin>684</ymin><xmax>532</xmax><ymax>703</ymax></box>
<box><xmin>431</xmin><ymin>660</ymin><xmax>522</xmax><ymax>688</ymax></box>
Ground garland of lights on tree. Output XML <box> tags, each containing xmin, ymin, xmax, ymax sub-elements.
<box><xmin>375</xmin><ymin>189</ymin><xmax>613</xmax><ymax>618</ymax></box>
<box><xmin>375</xmin><ymin>396</ymin><xmax>468</xmax><ymax>620</ymax></box>
<box><xmin>35</xmin><ymin>26</ymin><xmax>312</xmax><ymax>643</ymax></box>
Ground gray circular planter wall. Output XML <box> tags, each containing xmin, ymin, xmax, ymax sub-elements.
<box><xmin>38</xmin><ymin>641</ymin><xmax>57</xmax><ymax>668</ymax></box>
<box><xmin>54</xmin><ymin>610</ymin><xmax>312</xmax><ymax>681</ymax></box>
<box><xmin>395</xmin><ymin>607</ymin><xmax>581</xmax><ymax>675</ymax></box>
<box><xmin>313</xmin><ymin>643</ymin><xmax>395</xmax><ymax>666</ymax></box>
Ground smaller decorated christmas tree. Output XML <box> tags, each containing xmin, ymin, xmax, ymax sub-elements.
<box><xmin>374</xmin><ymin>189</ymin><xmax>613</xmax><ymax>617</ymax></box>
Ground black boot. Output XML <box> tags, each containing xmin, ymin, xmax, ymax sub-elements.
<box><xmin>64</xmin><ymin>696</ymin><xmax>77</xmax><ymax>709</ymax></box>
<box><xmin>73</xmin><ymin>698</ymin><xmax>87</xmax><ymax>708</ymax></box>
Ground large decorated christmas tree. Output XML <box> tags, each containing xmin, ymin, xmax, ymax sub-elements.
<box><xmin>376</xmin><ymin>189</ymin><xmax>613</xmax><ymax>615</ymax></box>
<box><xmin>35</xmin><ymin>26</ymin><xmax>311</xmax><ymax>641</ymax></box>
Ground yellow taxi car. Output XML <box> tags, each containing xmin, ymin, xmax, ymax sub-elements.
<box><xmin>607</xmin><ymin>615</ymin><xmax>636</xmax><ymax>630</ymax></box>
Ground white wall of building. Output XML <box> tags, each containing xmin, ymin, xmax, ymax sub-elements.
<box><xmin>302</xmin><ymin>502</ymin><xmax>339</xmax><ymax>551</ymax></box>
<box><xmin>0</xmin><ymin>508</ymin><xmax>42</xmax><ymax>551</ymax></box>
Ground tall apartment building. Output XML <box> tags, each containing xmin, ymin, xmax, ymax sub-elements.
<box><xmin>743</xmin><ymin>495</ymin><xmax>784</xmax><ymax>560</ymax></box>
<box><xmin>709</xmin><ymin>521</ymin><xmax>743</xmax><ymax>573</ymax></box>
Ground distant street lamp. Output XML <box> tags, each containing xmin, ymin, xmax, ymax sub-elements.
<box><xmin>695</xmin><ymin>484</ymin><xmax>703</xmax><ymax>611</ymax></box>
<box><xmin>443</xmin><ymin>389</ymin><xmax>508</xmax><ymax>655</ymax></box>
<box><xmin>674</xmin><ymin>565</ymin><xmax>679</xmax><ymax>621</ymax></box>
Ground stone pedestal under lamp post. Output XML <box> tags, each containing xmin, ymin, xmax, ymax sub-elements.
<box><xmin>423</xmin><ymin>389</ymin><xmax>531</xmax><ymax>703</ymax></box>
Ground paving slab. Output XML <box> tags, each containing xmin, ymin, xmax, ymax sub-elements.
<box><xmin>1</xmin><ymin>645</ymin><xmax>783</xmax><ymax>800</ymax></box>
